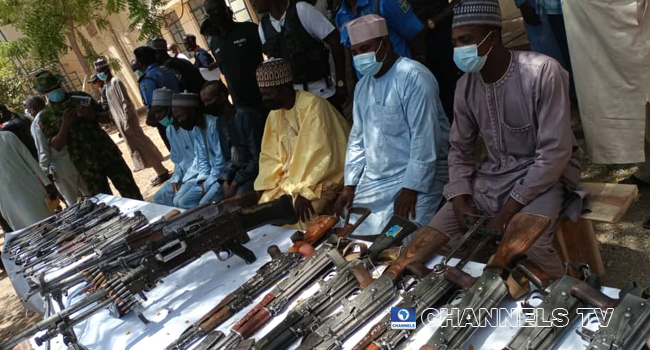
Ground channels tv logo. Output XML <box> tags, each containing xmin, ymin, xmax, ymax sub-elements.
<box><xmin>391</xmin><ymin>307</ymin><xmax>416</xmax><ymax>329</ymax></box>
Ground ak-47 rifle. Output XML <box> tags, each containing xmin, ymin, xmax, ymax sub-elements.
<box><xmin>419</xmin><ymin>213</ymin><xmax>552</xmax><ymax>350</ymax></box>
<box><xmin>293</xmin><ymin>220</ymin><xmax>452</xmax><ymax>350</ymax></box>
<box><xmin>204</xmin><ymin>208</ymin><xmax>372</xmax><ymax>350</ymax></box>
<box><xmin>503</xmin><ymin>262</ymin><xmax>604</xmax><ymax>350</ymax></box>
<box><xmin>577</xmin><ymin>284</ymin><xmax>650</xmax><ymax>350</ymax></box>
<box><xmin>0</xmin><ymin>195</ymin><xmax>298</xmax><ymax>350</ymax></box>
<box><xmin>353</xmin><ymin>215</ymin><xmax>501</xmax><ymax>350</ymax></box>
<box><xmin>248</xmin><ymin>215</ymin><xmax>421</xmax><ymax>350</ymax></box>
<box><xmin>163</xmin><ymin>213</ymin><xmax>344</xmax><ymax>350</ymax></box>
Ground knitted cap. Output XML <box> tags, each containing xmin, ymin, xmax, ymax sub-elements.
<box><xmin>148</xmin><ymin>37</ymin><xmax>168</xmax><ymax>51</ymax></box>
<box><xmin>347</xmin><ymin>14</ymin><xmax>389</xmax><ymax>45</ymax></box>
<box><xmin>256</xmin><ymin>58</ymin><xmax>292</xmax><ymax>88</ymax></box>
<box><xmin>172</xmin><ymin>91</ymin><xmax>201</xmax><ymax>108</ymax></box>
<box><xmin>93</xmin><ymin>58</ymin><xmax>109</xmax><ymax>69</ymax></box>
<box><xmin>153</xmin><ymin>88</ymin><xmax>174</xmax><ymax>107</ymax></box>
<box><xmin>452</xmin><ymin>0</ymin><xmax>502</xmax><ymax>29</ymax></box>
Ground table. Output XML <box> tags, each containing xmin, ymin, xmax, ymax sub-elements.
<box><xmin>3</xmin><ymin>196</ymin><xmax>623</xmax><ymax>350</ymax></box>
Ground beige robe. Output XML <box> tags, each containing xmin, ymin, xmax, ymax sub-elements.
<box><xmin>563</xmin><ymin>0</ymin><xmax>650</xmax><ymax>164</ymax></box>
<box><xmin>105</xmin><ymin>77</ymin><xmax>164</xmax><ymax>171</ymax></box>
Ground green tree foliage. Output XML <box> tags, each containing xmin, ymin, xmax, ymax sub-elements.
<box><xmin>0</xmin><ymin>0</ymin><xmax>165</xmax><ymax>73</ymax></box>
<box><xmin>0</xmin><ymin>58</ymin><xmax>37</xmax><ymax>110</ymax></box>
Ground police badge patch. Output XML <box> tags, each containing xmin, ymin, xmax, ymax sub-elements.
<box><xmin>398</xmin><ymin>0</ymin><xmax>411</xmax><ymax>12</ymax></box>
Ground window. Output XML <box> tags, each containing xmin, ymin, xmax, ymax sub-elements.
<box><xmin>189</xmin><ymin>0</ymin><xmax>208</xmax><ymax>23</ymax></box>
<box><xmin>165</xmin><ymin>11</ymin><xmax>189</xmax><ymax>54</ymax></box>
<box><xmin>85</xmin><ymin>22</ymin><xmax>98</xmax><ymax>38</ymax></box>
<box><xmin>189</xmin><ymin>0</ymin><xmax>252</xmax><ymax>23</ymax></box>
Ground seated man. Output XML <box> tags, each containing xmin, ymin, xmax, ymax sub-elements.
<box><xmin>254</xmin><ymin>58</ymin><xmax>351</xmax><ymax>229</ymax></box>
<box><xmin>171</xmin><ymin>91</ymin><xmax>226</xmax><ymax>208</ymax></box>
<box><xmin>428</xmin><ymin>0</ymin><xmax>582</xmax><ymax>278</ymax></box>
<box><xmin>152</xmin><ymin>89</ymin><xmax>200</xmax><ymax>207</ymax></box>
<box><xmin>334</xmin><ymin>15</ymin><xmax>450</xmax><ymax>236</ymax></box>
<box><xmin>200</xmin><ymin>80</ymin><xmax>264</xmax><ymax>199</ymax></box>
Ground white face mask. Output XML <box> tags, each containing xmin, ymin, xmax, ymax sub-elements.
<box><xmin>167</xmin><ymin>51</ymin><xmax>175</xmax><ymax>57</ymax></box>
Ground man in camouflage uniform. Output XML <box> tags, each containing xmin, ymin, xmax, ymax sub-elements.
<box><xmin>33</xmin><ymin>71</ymin><xmax>143</xmax><ymax>200</ymax></box>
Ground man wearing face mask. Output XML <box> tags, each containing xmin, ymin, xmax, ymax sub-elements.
<box><xmin>171</xmin><ymin>91</ymin><xmax>227</xmax><ymax>208</ymax></box>
<box><xmin>182</xmin><ymin>34</ymin><xmax>216</xmax><ymax>69</ymax></box>
<box><xmin>255</xmin><ymin>58</ymin><xmax>350</xmax><ymax>229</ymax></box>
<box><xmin>152</xmin><ymin>89</ymin><xmax>200</xmax><ymax>207</ymax></box>
<box><xmin>167</xmin><ymin>43</ymin><xmax>190</xmax><ymax>62</ymax></box>
<box><xmin>333</xmin><ymin>15</ymin><xmax>449</xmax><ymax>237</ymax></box>
<box><xmin>200</xmin><ymin>0</ymin><xmax>268</xmax><ymax>118</ymax></box>
<box><xmin>0</xmin><ymin>103</ymin><xmax>37</xmax><ymax>159</ymax></box>
<box><xmin>427</xmin><ymin>0</ymin><xmax>582</xmax><ymax>277</ymax></box>
<box><xmin>34</xmin><ymin>70</ymin><xmax>143</xmax><ymax>200</ymax></box>
<box><xmin>200</xmin><ymin>80</ymin><xmax>263</xmax><ymax>199</ymax></box>
<box><xmin>94</xmin><ymin>58</ymin><xmax>170</xmax><ymax>186</ymax></box>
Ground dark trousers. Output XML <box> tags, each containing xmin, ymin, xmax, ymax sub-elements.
<box><xmin>157</xmin><ymin>124</ymin><xmax>171</xmax><ymax>151</ymax></box>
<box><xmin>547</xmin><ymin>14</ymin><xmax>576</xmax><ymax>99</ymax></box>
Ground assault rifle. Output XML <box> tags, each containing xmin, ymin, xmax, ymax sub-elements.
<box><xmin>204</xmin><ymin>208</ymin><xmax>372</xmax><ymax>350</ymax></box>
<box><xmin>293</xmin><ymin>220</ymin><xmax>453</xmax><ymax>350</ymax></box>
<box><xmin>577</xmin><ymin>284</ymin><xmax>650</xmax><ymax>350</ymax></box>
<box><xmin>504</xmin><ymin>262</ymin><xmax>603</xmax><ymax>350</ymax></box>
<box><xmin>0</xmin><ymin>195</ymin><xmax>298</xmax><ymax>350</ymax></box>
<box><xmin>163</xmin><ymin>214</ymin><xmax>344</xmax><ymax>350</ymax></box>
<box><xmin>248</xmin><ymin>215</ymin><xmax>421</xmax><ymax>350</ymax></box>
<box><xmin>353</xmin><ymin>215</ymin><xmax>500</xmax><ymax>350</ymax></box>
<box><xmin>419</xmin><ymin>213</ymin><xmax>552</xmax><ymax>350</ymax></box>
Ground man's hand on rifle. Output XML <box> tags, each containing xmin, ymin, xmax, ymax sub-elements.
<box><xmin>294</xmin><ymin>195</ymin><xmax>315</xmax><ymax>222</ymax></box>
<box><xmin>223</xmin><ymin>181</ymin><xmax>238</xmax><ymax>199</ymax></box>
<box><xmin>487</xmin><ymin>197</ymin><xmax>525</xmax><ymax>234</ymax></box>
<box><xmin>200</xmin><ymin>180</ymin><xmax>206</xmax><ymax>196</ymax></box>
<box><xmin>452</xmin><ymin>195</ymin><xmax>479</xmax><ymax>227</ymax></box>
<box><xmin>334</xmin><ymin>185</ymin><xmax>355</xmax><ymax>218</ymax></box>
<box><xmin>171</xmin><ymin>182</ymin><xmax>181</xmax><ymax>194</ymax></box>
<box><xmin>394</xmin><ymin>188</ymin><xmax>418</xmax><ymax>220</ymax></box>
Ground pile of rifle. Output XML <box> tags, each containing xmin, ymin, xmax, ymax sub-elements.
<box><xmin>163</xmin><ymin>213</ymin><xmax>650</xmax><ymax>350</ymax></box>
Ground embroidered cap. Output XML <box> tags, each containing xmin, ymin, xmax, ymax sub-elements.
<box><xmin>93</xmin><ymin>58</ymin><xmax>109</xmax><ymax>69</ymax></box>
<box><xmin>347</xmin><ymin>14</ymin><xmax>389</xmax><ymax>45</ymax></box>
<box><xmin>256</xmin><ymin>58</ymin><xmax>293</xmax><ymax>88</ymax></box>
<box><xmin>172</xmin><ymin>91</ymin><xmax>201</xmax><ymax>108</ymax></box>
<box><xmin>452</xmin><ymin>0</ymin><xmax>502</xmax><ymax>28</ymax></box>
<box><xmin>153</xmin><ymin>88</ymin><xmax>174</xmax><ymax>107</ymax></box>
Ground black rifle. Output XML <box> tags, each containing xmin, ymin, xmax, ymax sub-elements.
<box><xmin>0</xmin><ymin>195</ymin><xmax>297</xmax><ymax>350</ymax></box>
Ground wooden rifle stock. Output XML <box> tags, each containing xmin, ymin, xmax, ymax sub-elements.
<box><xmin>570</xmin><ymin>280</ymin><xmax>618</xmax><ymax>310</ymax></box>
<box><xmin>364</xmin><ymin>344</ymin><xmax>381</xmax><ymax>350</ymax></box>
<box><xmin>288</xmin><ymin>216</ymin><xmax>338</xmax><ymax>252</ymax></box>
<box><xmin>511</xmin><ymin>259</ymin><xmax>553</xmax><ymax>290</ymax></box>
<box><xmin>350</xmin><ymin>264</ymin><xmax>374</xmax><ymax>289</ymax></box>
<box><xmin>383</xmin><ymin>226</ymin><xmax>450</xmax><ymax>281</ymax></box>
<box><xmin>354</xmin><ymin>323</ymin><xmax>389</xmax><ymax>350</ymax></box>
<box><xmin>489</xmin><ymin>214</ymin><xmax>551</xmax><ymax>274</ymax></box>
<box><xmin>444</xmin><ymin>266</ymin><xmax>478</xmax><ymax>291</ymax></box>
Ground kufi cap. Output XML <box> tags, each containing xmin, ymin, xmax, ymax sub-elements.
<box><xmin>33</xmin><ymin>71</ymin><xmax>63</xmax><ymax>92</ymax></box>
<box><xmin>93</xmin><ymin>58</ymin><xmax>109</xmax><ymax>69</ymax></box>
<box><xmin>452</xmin><ymin>0</ymin><xmax>502</xmax><ymax>29</ymax></box>
<box><xmin>148</xmin><ymin>37</ymin><xmax>168</xmax><ymax>51</ymax></box>
<box><xmin>347</xmin><ymin>14</ymin><xmax>388</xmax><ymax>45</ymax></box>
<box><xmin>172</xmin><ymin>91</ymin><xmax>201</xmax><ymax>108</ymax></box>
<box><xmin>153</xmin><ymin>88</ymin><xmax>174</xmax><ymax>107</ymax></box>
<box><xmin>256</xmin><ymin>58</ymin><xmax>292</xmax><ymax>88</ymax></box>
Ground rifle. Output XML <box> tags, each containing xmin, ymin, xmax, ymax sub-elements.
<box><xmin>249</xmin><ymin>215</ymin><xmax>421</xmax><ymax>350</ymax></box>
<box><xmin>0</xmin><ymin>195</ymin><xmax>298</xmax><ymax>350</ymax></box>
<box><xmin>293</xmin><ymin>221</ymin><xmax>452</xmax><ymax>350</ymax></box>
<box><xmin>577</xmin><ymin>285</ymin><xmax>650</xmax><ymax>350</ymax></box>
<box><xmin>204</xmin><ymin>208</ymin><xmax>372</xmax><ymax>350</ymax></box>
<box><xmin>419</xmin><ymin>213</ymin><xmax>551</xmax><ymax>350</ymax></box>
<box><xmin>503</xmin><ymin>262</ymin><xmax>603</xmax><ymax>350</ymax></box>
<box><xmin>163</xmin><ymin>211</ymin><xmax>348</xmax><ymax>350</ymax></box>
<box><xmin>353</xmin><ymin>215</ymin><xmax>500</xmax><ymax>350</ymax></box>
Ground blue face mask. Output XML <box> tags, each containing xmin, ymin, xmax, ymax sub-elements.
<box><xmin>453</xmin><ymin>31</ymin><xmax>494</xmax><ymax>73</ymax></box>
<box><xmin>134</xmin><ymin>70</ymin><xmax>144</xmax><ymax>79</ymax></box>
<box><xmin>159</xmin><ymin>115</ymin><xmax>173</xmax><ymax>127</ymax></box>
<box><xmin>47</xmin><ymin>88</ymin><xmax>66</xmax><ymax>103</ymax></box>
<box><xmin>97</xmin><ymin>72</ymin><xmax>108</xmax><ymax>81</ymax></box>
<box><xmin>353</xmin><ymin>40</ymin><xmax>385</xmax><ymax>77</ymax></box>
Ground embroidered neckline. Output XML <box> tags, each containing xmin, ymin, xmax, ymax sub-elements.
<box><xmin>480</xmin><ymin>51</ymin><xmax>516</xmax><ymax>88</ymax></box>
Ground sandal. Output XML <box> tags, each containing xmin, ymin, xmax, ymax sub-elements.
<box><xmin>151</xmin><ymin>172</ymin><xmax>171</xmax><ymax>187</ymax></box>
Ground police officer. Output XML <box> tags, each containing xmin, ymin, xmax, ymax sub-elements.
<box><xmin>182</xmin><ymin>34</ymin><xmax>216</xmax><ymax>69</ymax></box>
<box><xmin>251</xmin><ymin>0</ymin><xmax>349</xmax><ymax>112</ymax></box>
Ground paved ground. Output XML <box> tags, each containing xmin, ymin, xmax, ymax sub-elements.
<box><xmin>0</xmin><ymin>107</ymin><xmax>648</xmax><ymax>344</ymax></box>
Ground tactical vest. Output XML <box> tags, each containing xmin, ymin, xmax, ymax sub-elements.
<box><xmin>261</xmin><ymin>1</ymin><xmax>331</xmax><ymax>85</ymax></box>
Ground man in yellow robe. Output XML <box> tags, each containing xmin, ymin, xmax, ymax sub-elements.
<box><xmin>254</xmin><ymin>58</ymin><xmax>350</xmax><ymax>229</ymax></box>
